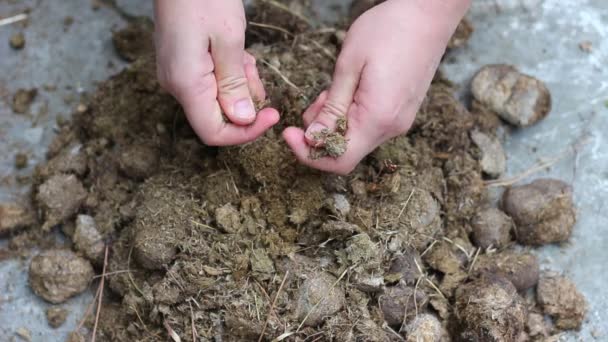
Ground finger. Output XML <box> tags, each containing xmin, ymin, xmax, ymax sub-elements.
<box><xmin>302</xmin><ymin>91</ymin><xmax>328</xmax><ymax>128</ymax></box>
<box><xmin>305</xmin><ymin>51</ymin><xmax>364</xmax><ymax>144</ymax></box>
<box><xmin>210</xmin><ymin>24</ymin><xmax>257</xmax><ymax>126</ymax></box>
<box><xmin>283</xmin><ymin>125</ymin><xmax>376</xmax><ymax>175</ymax></box>
<box><xmin>243</xmin><ymin>52</ymin><xmax>266</xmax><ymax>103</ymax></box>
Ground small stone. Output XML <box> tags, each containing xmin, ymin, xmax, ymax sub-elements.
<box><xmin>10</xmin><ymin>32</ymin><xmax>25</xmax><ymax>50</ymax></box>
<box><xmin>327</xmin><ymin>193</ymin><xmax>351</xmax><ymax>217</ymax></box>
<box><xmin>46</xmin><ymin>307</ymin><xmax>69</xmax><ymax>328</ymax></box>
<box><xmin>471</xmin><ymin>130</ymin><xmax>506</xmax><ymax>178</ymax></box>
<box><xmin>296</xmin><ymin>272</ymin><xmax>345</xmax><ymax>327</ymax></box>
<box><xmin>527</xmin><ymin>312</ymin><xmax>549</xmax><ymax>338</ymax></box>
<box><xmin>73</xmin><ymin>215</ymin><xmax>105</xmax><ymax>263</ymax></box>
<box><xmin>29</xmin><ymin>249</ymin><xmax>94</xmax><ymax>304</ymax></box>
<box><xmin>472</xmin><ymin>64</ymin><xmax>551</xmax><ymax>127</ymax></box>
<box><xmin>471</xmin><ymin>207</ymin><xmax>513</xmax><ymax>249</ymax></box>
<box><xmin>537</xmin><ymin>272</ymin><xmax>587</xmax><ymax>330</ymax></box>
<box><xmin>12</xmin><ymin>88</ymin><xmax>37</xmax><ymax>114</ymax></box>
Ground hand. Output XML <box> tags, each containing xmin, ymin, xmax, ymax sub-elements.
<box><xmin>154</xmin><ymin>0</ymin><xmax>279</xmax><ymax>146</ymax></box>
<box><xmin>283</xmin><ymin>0</ymin><xmax>470</xmax><ymax>174</ymax></box>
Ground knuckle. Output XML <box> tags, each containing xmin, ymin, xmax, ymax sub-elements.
<box><xmin>321</xmin><ymin>100</ymin><xmax>348</xmax><ymax>121</ymax></box>
<box><xmin>217</xmin><ymin>75</ymin><xmax>249</xmax><ymax>95</ymax></box>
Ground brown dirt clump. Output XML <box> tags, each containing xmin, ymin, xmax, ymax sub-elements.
<box><xmin>502</xmin><ymin>178</ymin><xmax>575</xmax><ymax>245</ymax></box>
<box><xmin>448</xmin><ymin>18</ymin><xmax>474</xmax><ymax>49</ymax></box>
<box><xmin>46</xmin><ymin>306</ymin><xmax>69</xmax><ymax>328</ymax></box>
<box><xmin>12</xmin><ymin>88</ymin><xmax>37</xmax><ymax>114</ymax></box>
<box><xmin>13</xmin><ymin>2</ymin><xmax>588</xmax><ymax>340</ymax></box>
<box><xmin>537</xmin><ymin>272</ymin><xmax>587</xmax><ymax>330</ymax></box>
<box><xmin>471</xmin><ymin>250</ymin><xmax>540</xmax><ymax>292</ymax></box>
<box><xmin>471</xmin><ymin>64</ymin><xmax>551</xmax><ymax>127</ymax></box>
<box><xmin>15</xmin><ymin>153</ymin><xmax>28</xmax><ymax>169</ymax></box>
<box><xmin>455</xmin><ymin>275</ymin><xmax>527</xmax><ymax>341</ymax></box>
<box><xmin>28</xmin><ymin>249</ymin><xmax>94</xmax><ymax>304</ymax></box>
<box><xmin>36</xmin><ymin>174</ymin><xmax>88</xmax><ymax>231</ymax></box>
<box><xmin>0</xmin><ymin>202</ymin><xmax>36</xmax><ymax>236</ymax></box>
<box><xmin>470</xmin><ymin>129</ymin><xmax>506</xmax><ymax>178</ymax></box>
<box><xmin>9</xmin><ymin>31</ymin><xmax>25</xmax><ymax>49</ymax></box>
<box><xmin>112</xmin><ymin>17</ymin><xmax>154</xmax><ymax>62</ymax></box>
<box><xmin>471</xmin><ymin>207</ymin><xmax>514</xmax><ymax>249</ymax></box>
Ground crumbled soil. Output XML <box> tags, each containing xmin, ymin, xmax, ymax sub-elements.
<box><xmin>9</xmin><ymin>32</ymin><xmax>25</xmax><ymax>50</ymax></box>
<box><xmin>28</xmin><ymin>249</ymin><xmax>94</xmax><ymax>304</ymax></box>
<box><xmin>2</xmin><ymin>1</ymin><xmax>588</xmax><ymax>341</ymax></box>
<box><xmin>12</xmin><ymin>88</ymin><xmax>37</xmax><ymax>114</ymax></box>
<box><xmin>537</xmin><ymin>272</ymin><xmax>587</xmax><ymax>330</ymax></box>
<box><xmin>15</xmin><ymin>153</ymin><xmax>29</xmax><ymax>169</ymax></box>
<box><xmin>46</xmin><ymin>306</ymin><xmax>69</xmax><ymax>328</ymax></box>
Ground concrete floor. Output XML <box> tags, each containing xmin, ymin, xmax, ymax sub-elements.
<box><xmin>0</xmin><ymin>0</ymin><xmax>606</xmax><ymax>341</ymax></box>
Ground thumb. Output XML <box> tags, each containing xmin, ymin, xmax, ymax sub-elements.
<box><xmin>211</xmin><ymin>31</ymin><xmax>257</xmax><ymax>126</ymax></box>
<box><xmin>305</xmin><ymin>54</ymin><xmax>362</xmax><ymax>145</ymax></box>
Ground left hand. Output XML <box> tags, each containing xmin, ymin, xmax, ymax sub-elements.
<box><xmin>283</xmin><ymin>0</ymin><xmax>470</xmax><ymax>174</ymax></box>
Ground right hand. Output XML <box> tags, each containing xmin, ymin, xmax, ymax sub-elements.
<box><xmin>154</xmin><ymin>0</ymin><xmax>279</xmax><ymax>146</ymax></box>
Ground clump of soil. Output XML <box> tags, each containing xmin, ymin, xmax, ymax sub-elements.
<box><xmin>310</xmin><ymin>117</ymin><xmax>348</xmax><ymax>158</ymax></box>
<box><xmin>9</xmin><ymin>32</ymin><xmax>25</xmax><ymax>50</ymax></box>
<box><xmin>46</xmin><ymin>306</ymin><xmax>69</xmax><ymax>328</ymax></box>
<box><xmin>471</xmin><ymin>207</ymin><xmax>514</xmax><ymax>249</ymax></box>
<box><xmin>13</xmin><ymin>2</ymin><xmax>588</xmax><ymax>341</ymax></box>
<box><xmin>15</xmin><ymin>153</ymin><xmax>29</xmax><ymax>169</ymax></box>
<box><xmin>537</xmin><ymin>272</ymin><xmax>587</xmax><ymax>330</ymax></box>
<box><xmin>0</xmin><ymin>202</ymin><xmax>36</xmax><ymax>236</ymax></box>
<box><xmin>112</xmin><ymin>17</ymin><xmax>154</xmax><ymax>62</ymax></box>
<box><xmin>455</xmin><ymin>275</ymin><xmax>527</xmax><ymax>341</ymax></box>
<box><xmin>12</xmin><ymin>88</ymin><xmax>37</xmax><ymax>114</ymax></box>
<box><xmin>502</xmin><ymin>178</ymin><xmax>575</xmax><ymax>245</ymax></box>
<box><xmin>28</xmin><ymin>249</ymin><xmax>94</xmax><ymax>304</ymax></box>
<box><xmin>471</xmin><ymin>64</ymin><xmax>551</xmax><ymax>127</ymax></box>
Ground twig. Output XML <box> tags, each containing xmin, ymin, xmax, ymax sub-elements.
<box><xmin>249</xmin><ymin>21</ymin><xmax>293</xmax><ymax>37</ymax></box>
<box><xmin>0</xmin><ymin>13</ymin><xmax>27</xmax><ymax>27</ymax></box>
<box><xmin>91</xmin><ymin>245</ymin><xmax>109</xmax><ymax>342</ymax></box>
<box><xmin>468</xmin><ymin>247</ymin><xmax>481</xmax><ymax>274</ymax></box>
<box><xmin>259</xmin><ymin>0</ymin><xmax>312</xmax><ymax>27</ymax></box>
<box><xmin>396</xmin><ymin>189</ymin><xmax>416</xmax><ymax>220</ymax></box>
<box><xmin>485</xmin><ymin>137</ymin><xmax>590</xmax><ymax>187</ymax></box>
<box><xmin>164</xmin><ymin>320</ymin><xmax>182</xmax><ymax>342</ymax></box>
<box><xmin>258</xmin><ymin>271</ymin><xmax>290</xmax><ymax>342</ymax></box>
<box><xmin>76</xmin><ymin>285</ymin><xmax>101</xmax><ymax>332</ymax></box>
<box><xmin>189</xmin><ymin>301</ymin><xmax>197</xmax><ymax>342</ymax></box>
<box><xmin>260</xmin><ymin>60</ymin><xmax>303</xmax><ymax>94</ymax></box>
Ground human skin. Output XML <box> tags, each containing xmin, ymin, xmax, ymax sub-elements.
<box><xmin>154</xmin><ymin>0</ymin><xmax>471</xmax><ymax>173</ymax></box>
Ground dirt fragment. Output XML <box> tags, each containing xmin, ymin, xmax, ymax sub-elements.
<box><xmin>537</xmin><ymin>272</ymin><xmax>587</xmax><ymax>330</ymax></box>
<box><xmin>9</xmin><ymin>32</ymin><xmax>25</xmax><ymax>49</ymax></box>
<box><xmin>472</xmin><ymin>251</ymin><xmax>539</xmax><ymax>292</ymax></box>
<box><xmin>0</xmin><ymin>202</ymin><xmax>36</xmax><ymax>236</ymax></box>
<box><xmin>387</xmin><ymin>247</ymin><xmax>422</xmax><ymax>285</ymax></box>
<box><xmin>35</xmin><ymin>143</ymin><xmax>88</xmax><ymax>180</ymax></box>
<box><xmin>73</xmin><ymin>215</ymin><xmax>105</xmax><ymax>263</ymax></box>
<box><xmin>448</xmin><ymin>18</ymin><xmax>474</xmax><ymax>49</ymax></box>
<box><xmin>527</xmin><ymin>312</ymin><xmax>549</xmax><ymax>339</ymax></box>
<box><xmin>455</xmin><ymin>275</ymin><xmax>527</xmax><ymax>341</ymax></box>
<box><xmin>214</xmin><ymin>203</ymin><xmax>242</xmax><ymax>234</ymax></box>
<box><xmin>15</xmin><ymin>153</ymin><xmax>28</xmax><ymax>169</ymax></box>
<box><xmin>502</xmin><ymin>179</ymin><xmax>575</xmax><ymax>245</ymax></box>
<box><xmin>36</xmin><ymin>174</ymin><xmax>88</xmax><ymax>231</ymax></box>
<box><xmin>296</xmin><ymin>272</ymin><xmax>345</xmax><ymax>327</ymax></box>
<box><xmin>379</xmin><ymin>284</ymin><xmax>428</xmax><ymax>326</ymax></box>
<box><xmin>112</xmin><ymin>17</ymin><xmax>154</xmax><ymax>62</ymax></box>
<box><xmin>471</xmin><ymin>130</ymin><xmax>506</xmax><ymax>178</ymax></box>
<box><xmin>46</xmin><ymin>306</ymin><xmax>69</xmax><ymax>328</ymax></box>
<box><xmin>310</xmin><ymin>126</ymin><xmax>348</xmax><ymax>159</ymax></box>
<box><xmin>12</xmin><ymin>88</ymin><xmax>37</xmax><ymax>114</ymax></box>
<box><xmin>118</xmin><ymin>143</ymin><xmax>160</xmax><ymax>180</ymax></box>
<box><xmin>250</xmin><ymin>248</ymin><xmax>275</xmax><ymax>280</ymax></box>
<box><xmin>471</xmin><ymin>207</ymin><xmax>514</xmax><ymax>249</ymax></box>
<box><xmin>66</xmin><ymin>332</ymin><xmax>85</xmax><ymax>342</ymax></box>
<box><xmin>472</xmin><ymin>64</ymin><xmax>551</xmax><ymax>127</ymax></box>
<box><xmin>15</xmin><ymin>327</ymin><xmax>31</xmax><ymax>341</ymax></box>
<box><xmin>405</xmin><ymin>313</ymin><xmax>446</xmax><ymax>342</ymax></box>
<box><xmin>28</xmin><ymin>249</ymin><xmax>94</xmax><ymax>304</ymax></box>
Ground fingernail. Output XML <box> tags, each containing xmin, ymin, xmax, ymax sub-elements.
<box><xmin>305</xmin><ymin>122</ymin><xmax>327</xmax><ymax>140</ymax></box>
<box><xmin>233</xmin><ymin>98</ymin><xmax>255</xmax><ymax>120</ymax></box>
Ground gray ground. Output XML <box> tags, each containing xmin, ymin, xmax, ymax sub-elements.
<box><xmin>0</xmin><ymin>0</ymin><xmax>606</xmax><ymax>341</ymax></box>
